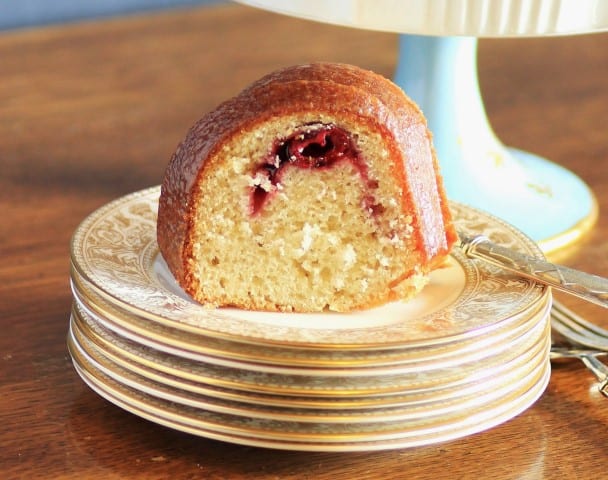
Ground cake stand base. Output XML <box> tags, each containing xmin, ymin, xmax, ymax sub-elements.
<box><xmin>394</xmin><ymin>35</ymin><xmax>597</xmax><ymax>258</ymax></box>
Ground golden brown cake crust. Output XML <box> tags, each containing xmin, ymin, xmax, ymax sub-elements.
<box><xmin>157</xmin><ymin>62</ymin><xmax>456</xmax><ymax>309</ymax></box>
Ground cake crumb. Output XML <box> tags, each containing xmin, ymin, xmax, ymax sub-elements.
<box><xmin>300</xmin><ymin>223</ymin><xmax>319</xmax><ymax>252</ymax></box>
<box><xmin>248</xmin><ymin>172</ymin><xmax>273</xmax><ymax>192</ymax></box>
<box><xmin>343</xmin><ymin>244</ymin><xmax>357</xmax><ymax>268</ymax></box>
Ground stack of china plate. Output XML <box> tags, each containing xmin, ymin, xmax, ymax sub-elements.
<box><xmin>68</xmin><ymin>186</ymin><xmax>552</xmax><ymax>452</ymax></box>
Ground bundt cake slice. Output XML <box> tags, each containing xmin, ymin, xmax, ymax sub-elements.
<box><xmin>157</xmin><ymin>62</ymin><xmax>456</xmax><ymax>313</ymax></box>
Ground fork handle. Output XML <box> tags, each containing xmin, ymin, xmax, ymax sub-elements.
<box><xmin>459</xmin><ymin>233</ymin><xmax>608</xmax><ymax>309</ymax></box>
<box><xmin>580</xmin><ymin>356</ymin><xmax>608</xmax><ymax>398</ymax></box>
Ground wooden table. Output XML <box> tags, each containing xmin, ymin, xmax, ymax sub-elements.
<box><xmin>1</xmin><ymin>4</ymin><xmax>607</xmax><ymax>479</ymax></box>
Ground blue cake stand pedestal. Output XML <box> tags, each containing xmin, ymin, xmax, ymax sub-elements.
<box><xmin>394</xmin><ymin>34</ymin><xmax>597</xmax><ymax>254</ymax></box>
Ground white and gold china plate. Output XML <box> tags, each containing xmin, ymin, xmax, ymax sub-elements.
<box><xmin>68</xmin><ymin>327</ymin><xmax>551</xmax><ymax>452</ymax></box>
<box><xmin>68</xmin><ymin>320</ymin><xmax>549</xmax><ymax>424</ymax></box>
<box><xmin>71</xmin><ymin>290</ymin><xmax>551</xmax><ymax>379</ymax></box>
<box><xmin>70</xmin><ymin>186</ymin><xmax>547</xmax><ymax>349</ymax></box>
<box><xmin>71</xmin><ymin>266</ymin><xmax>551</xmax><ymax>369</ymax></box>
<box><xmin>67</xmin><ymin>186</ymin><xmax>553</xmax><ymax>451</ymax></box>
<box><xmin>71</xmin><ymin>269</ymin><xmax>552</xmax><ymax>372</ymax></box>
<box><xmin>70</xmin><ymin>299</ymin><xmax>550</xmax><ymax>400</ymax></box>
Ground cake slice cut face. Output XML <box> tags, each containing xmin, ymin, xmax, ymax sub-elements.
<box><xmin>157</xmin><ymin>62</ymin><xmax>457</xmax><ymax>312</ymax></box>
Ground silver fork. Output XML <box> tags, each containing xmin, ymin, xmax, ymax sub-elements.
<box><xmin>550</xmin><ymin>300</ymin><xmax>608</xmax><ymax>397</ymax></box>
<box><xmin>551</xmin><ymin>300</ymin><xmax>608</xmax><ymax>350</ymax></box>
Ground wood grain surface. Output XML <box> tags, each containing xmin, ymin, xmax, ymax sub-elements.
<box><xmin>0</xmin><ymin>4</ymin><xmax>607</xmax><ymax>479</ymax></box>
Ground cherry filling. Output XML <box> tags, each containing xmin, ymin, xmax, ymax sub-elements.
<box><xmin>250</xmin><ymin>123</ymin><xmax>379</xmax><ymax>215</ymax></box>
<box><xmin>280</xmin><ymin>124</ymin><xmax>352</xmax><ymax>168</ymax></box>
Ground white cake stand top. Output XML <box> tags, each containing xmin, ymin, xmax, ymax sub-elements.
<box><xmin>237</xmin><ymin>0</ymin><xmax>608</xmax><ymax>37</ymax></box>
